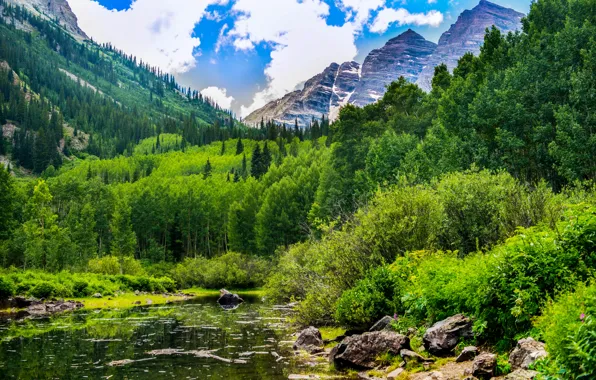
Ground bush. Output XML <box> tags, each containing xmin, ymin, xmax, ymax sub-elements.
<box><xmin>335</xmin><ymin>266</ymin><xmax>402</xmax><ymax>328</ymax></box>
<box><xmin>537</xmin><ymin>282</ymin><xmax>596</xmax><ymax>379</ymax></box>
<box><xmin>88</xmin><ymin>256</ymin><xmax>146</xmax><ymax>276</ymax></box>
<box><xmin>73</xmin><ymin>280</ymin><xmax>90</xmax><ymax>297</ymax></box>
<box><xmin>29</xmin><ymin>281</ymin><xmax>57</xmax><ymax>299</ymax></box>
<box><xmin>0</xmin><ymin>276</ymin><xmax>14</xmax><ymax>299</ymax></box>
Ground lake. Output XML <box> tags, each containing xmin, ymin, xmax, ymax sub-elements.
<box><xmin>0</xmin><ymin>295</ymin><xmax>311</xmax><ymax>379</ymax></box>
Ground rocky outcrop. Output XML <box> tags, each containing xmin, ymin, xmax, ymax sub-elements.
<box><xmin>6</xmin><ymin>0</ymin><xmax>88</xmax><ymax>39</ymax></box>
<box><xmin>423</xmin><ymin>314</ymin><xmax>474</xmax><ymax>355</ymax></box>
<box><xmin>329</xmin><ymin>61</ymin><xmax>361</xmax><ymax>121</ymax></box>
<box><xmin>400</xmin><ymin>348</ymin><xmax>435</xmax><ymax>364</ymax></box>
<box><xmin>509</xmin><ymin>338</ymin><xmax>548</xmax><ymax>370</ymax></box>
<box><xmin>293</xmin><ymin>327</ymin><xmax>324</xmax><ymax>354</ymax></box>
<box><xmin>472</xmin><ymin>352</ymin><xmax>497</xmax><ymax>379</ymax></box>
<box><xmin>416</xmin><ymin>0</ymin><xmax>523</xmax><ymax>90</ymax></box>
<box><xmin>369</xmin><ymin>315</ymin><xmax>394</xmax><ymax>332</ymax></box>
<box><xmin>456</xmin><ymin>346</ymin><xmax>479</xmax><ymax>362</ymax></box>
<box><xmin>217</xmin><ymin>289</ymin><xmax>244</xmax><ymax>309</ymax></box>
<box><xmin>349</xmin><ymin>29</ymin><xmax>436</xmax><ymax>107</ymax></box>
<box><xmin>330</xmin><ymin>331</ymin><xmax>409</xmax><ymax>369</ymax></box>
<box><xmin>26</xmin><ymin>300</ymin><xmax>83</xmax><ymax>316</ymax></box>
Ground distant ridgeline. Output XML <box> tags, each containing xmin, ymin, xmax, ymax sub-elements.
<box><xmin>0</xmin><ymin>0</ymin><xmax>327</xmax><ymax>175</ymax></box>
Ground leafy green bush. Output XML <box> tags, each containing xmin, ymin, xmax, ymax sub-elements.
<box><xmin>335</xmin><ymin>266</ymin><xmax>402</xmax><ymax>328</ymax></box>
<box><xmin>0</xmin><ymin>276</ymin><xmax>14</xmax><ymax>299</ymax></box>
<box><xmin>537</xmin><ymin>282</ymin><xmax>596</xmax><ymax>379</ymax></box>
<box><xmin>170</xmin><ymin>252</ymin><xmax>270</xmax><ymax>289</ymax></box>
<box><xmin>29</xmin><ymin>281</ymin><xmax>57</xmax><ymax>299</ymax></box>
<box><xmin>88</xmin><ymin>256</ymin><xmax>146</xmax><ymax>276</ymax></box>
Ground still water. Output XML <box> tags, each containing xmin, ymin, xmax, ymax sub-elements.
<box><xmin>0</xmin><ymin>295</ymin><xmax>304</xmax><ymax>379</ymax></box>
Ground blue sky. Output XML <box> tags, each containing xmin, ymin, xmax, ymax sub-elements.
<box><xmin>69</xmin><ymin>0</ymin><xmax>530</xmax><ymax>116</ymax></box>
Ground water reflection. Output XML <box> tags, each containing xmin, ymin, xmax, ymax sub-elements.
<box><xmin>0</xmin><ymin>295</ymin><xmax>299</xmax><ymax>379</ymax></box>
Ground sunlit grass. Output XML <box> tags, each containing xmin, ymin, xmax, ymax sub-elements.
<box><xmin>74</xmin><ymin>293</ymin><xmax>187</xmax><ymax>309</ymax></box>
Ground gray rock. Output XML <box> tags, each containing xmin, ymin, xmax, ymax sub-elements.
<box><xmin>416</xmin><ymin>0</ymin><xmax>524</xmax><ymax>90</ymax></box>
<box><xmin>330</xmin><ymin>331</ymin><xmax>410</xmax><ymax>369</ymax></box>
<box><xmin>509</xmin><ymin>338</ymin><xmax>548</xmax><ymax>370</ymax></box>
<box><xmin>26</xmin><ymin>300</ymin><xmax>83</xmax><ymax>316</ymax></box>
<box><xmin>472</xmin><ymin>353</ymin><xmax>496</xmax><ymax>379</ymax></box>
<box><xmin>349</xmin><ymin>29</ymin><xmax>436</xmax><ymax>107</ymax></box>
<box><xmin>400</xmin><ymin>349</ymin><xmax>434</xmax><ymax>364</ymax></box>
<box><xmin>387</xmin><ymin>368</ymin><xmax>405</xmax><ymax>380</ymax></box>
<box><xmin>504</xmin><ymin>369</ymin><xmax>539</xmax><ymax>380</ymax></box>
<box><xmin>92</xmin><ymin>293</ymin><xmax>102</xmax><ymax>298</ymax></box>
<box><xmin>423</xmin><ymin>314</ymin><xmax>473</xmax><ymax>355</ymax></box>
<box><xmin>293</xmin><ymin>327</ymin><xmax>324</xmax><ymax>354</ymax></box>
<box><xmin>456</xmin><ymin>346</ymin><xmax>479</xmax><ymax>362</ymax></box>
<box><xmin>217</xmin><ymin>289</ymin><xmax>244</xmax><ymax>308</ymax></box>
<box><xmin>7</xmin><ymin>0</ymin><xmax>88</xmax><ymax>39</ymax></box>
<box><xmin>369</xmin><ymin>316</ymin><xmax>394</xmax><ymax>332</ymax></box>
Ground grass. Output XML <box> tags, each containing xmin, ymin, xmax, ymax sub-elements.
<box><xmin>182</xmin><ymin>288</ymin><xmax>266</xmax><ymax>297</ymax></box>
<box><xmin>73</xmin><ymin>293</ymin><xmax>187</xmax><ymax>309</ymax></box>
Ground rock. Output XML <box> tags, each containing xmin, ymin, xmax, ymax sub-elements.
<box><xmin>92</xmin><ymin>293</ymin><xmax>102</xmax><ymax>298</ymax></box>
<box><xmin>504</xmin><ymin>369</ymin><xmax>539</xmax><ymax>380</ymax></box>
<box><xmin>134</xmin><ymin>290</ymin><xmax>140</xmax><ymax>296</ymax></box>
<box><xmin>7</xmin><ymin>0</ymin><xmax>89</xmax><ymax>39</ymax></box>
<box><xmin>217</xmin><ymin>289</ymin><xmax>244</xmax><ymax>309</ymax></box>
<box><xmin>456</xmin><ymin>346</ymin><xmax>479</xmax><ymax>362</ymax></box>
<box><xmin>508</xmin><ymin>338</ymin><xmax>548</xmax><ymax>370</ymax></box>
<box><xmin>293</xmin><ymin>327</ymin><xmax>324</xmax><ymax>354</ymax></box>
<box><xmin>416</xmin><ymin>0</ymin><xmax>524</xmax><ymax>90</ymax></box>
<box><xmin>387</xmin><ymin>368</ymin><xmax>405</xmax><ymax>380</ymax></box>
<box><xmin>420</xmin><ymin>372</ymin><xmax>445</xmax><ymax>380</ymax></box>
<box><xmin>349</xmin><ymin>29</ymin><xmax>436</xmax><ymax>107</ymax></box>
<box><xmin>10</xmin><ymin>296</ymin><xmax>37</xmax><ymax>308</ymax></box>
<box><xmin>472</xmin><ymin>353</ymin><xmax>496</xmax><ymax>379</ymax></box>
<box><xmin>400</xmin><ymin>349</ymin><xmax>435</xmax><ymax>364</ymax></box>
<box><xmin>133</xmin><ymin>301</ymin><xmax>141</xmax><ymax>305</ymax></box>
<box><xmin>423</xmin><ymin>314</ymin><xmax>473</xmax><ymax>355</ymax></box>
<box><xmin>26</xmin><ymin>300</ymin><xmax>83</xmax><ymax>316</ymax></box>
<box><xmin>146</xmin><ymin>299</ymin><xmax>153</xmax><ymax>305</ymax></box>
<box><xmin>369</xmin><ymin>315</ymin><xmax>394</xmax><ymax>332</ymax></box>
<box><xmin>330</xmin><ymin>331</ymin><xmax>410</xmax><ymax>369</ymax></box>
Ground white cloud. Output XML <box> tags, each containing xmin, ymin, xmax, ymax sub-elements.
<box><xmin>338</xmin><ymin>0</ymin><xmax>385</xmax><ymax>30</ymax></box>
<box><xmin>224</xmin><ymin>0</ymin><xmax>358</xmax><ymax>117</ymax></box>
<box><xmin>427</xmin><ymin>0</ymin><xmax>437</xmax><ymax>3</ymax></box>
<box><xmin>69</xmin><ymin>0</ymin><xmax>227</xmax><ymax>73</ymax></box>
<box><xmin>201</xmin><ymin>86</ymin><xmax>235</xmax><ymax>109</ymax></box>
<box><xmin>370</xmin><ymin>8</ymin><xmax>443</xmax><ymax>33</ymax></box>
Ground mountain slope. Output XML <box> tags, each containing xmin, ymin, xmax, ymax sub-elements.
<box><xmin>416</xmin><ymin>0</ymin><xmax>523</xmax><ymax>90</ymax></box>
<box><xmin>349</xmin><ymin>29</ymin><xmax>436</xmax><ymax>107</ymax></box>
<box><xmin>6</xmin><ymin>0</ymin><xmax>88</xmax><ymax>39</ymax></box>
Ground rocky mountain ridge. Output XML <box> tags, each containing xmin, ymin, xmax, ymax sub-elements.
<box><xmin>6</xmin><ymin>0</ymin><xmax>88</xmax><ymax>40</ymax></box>
<box><xmin>245</xmin><ymin>0</ymin><xmax>524</xmax><ymax>127</ymax></box>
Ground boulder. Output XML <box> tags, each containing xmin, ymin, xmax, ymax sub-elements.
<box><xmin>217</xmin><ymin>289</ymin><xmax>244</xmax><ymax>308</ymax></box>
<box><xmin>26</xmin><ymin>300</ymin><xmax>83</xmax><ymax>316</ymax></box>
<box><xmin>508</xmin><ymin>338</ymin><xmax>548</xmax><ymax>370</ymax></box>
<box><xmin>387</xmin><ymin>368</ymin><xmax>404</xmax><ymax>380</ymax></box>
<box><xmin>423</xmin><ymin>314</ymin><xmax>473</xmax><ymax>355</ymax></box>
<box><xmin>92</xmin><ymin>293</ymin><xmax>102</xmax><ymax>298</ymax></box>
<box><xmin>456</xmin><ymin>346</ymin><xmax>479</xmax><ymax>362</ymax></box>
<box><xmin>10</xmin><ymin>296</ymin><xmax>37</xmax><ymax>308</ymax></box>
<box><xmin>472</xmin><ymin>353</ymin><xmax>496</xmax><ymax>379</ymax></box>
<box><xmin>293</xmin><ymin>327</ymin><xmax>324</xmax><ymax>354</ymax></box>
<box><xmin>504</xmin><ymin>369</ymin><xmax>539</xmax><ymax>380</ymax></box>
<box><xmin>330</xmin><ymin>331</ymin><xmax>410</xmax><ymax>369</ymax></box>
<box><xmin>369</xmin><ymin>315</ymin><xmax>394</xmax><ymax>332</ymax></box>
<box><xmin>400</xmin><ymin>349</ymin><xmax>434</xmax><ymax>364</ymax></box>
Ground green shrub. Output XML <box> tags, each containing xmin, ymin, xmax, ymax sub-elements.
<box><xmin>29</xmin><ymin>281</ymin><xmax>57</xmax><ymax>299</ymax></box>
<box><xmin>537</xmin><ymin>282</ymin><xmax>596</xmax><ymax>379</ymax></box>
<box><xmin>88</xmin><ymin>256</ymin><xmax>121</xmax><ymax>275</ymax></box>
<box><xmin>335</xmin><ymin>266</ymin><xmax>402</xmax><ymax>328</ymax></box>
<box><xmin>0</xmin><ymin>276</ymin><xmax>14</xmax><ymax>299</ymax></box>
<box><xmin>73</xmin><ymin>280</ymin><xmax>90</xmax><ymax>297</ymax></box>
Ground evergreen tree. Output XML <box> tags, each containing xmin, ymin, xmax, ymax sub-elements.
<box><xmin>220</xmin><ymin>141</ymin><xmax>226</xmax><ymax>155</ymax></box>
<box><xmin>203</xmin><ymin>158</ymin><xmax>212</xmax><ymax>179</ymax></box>
<box><xmin>251</xmin><ymin>144</ymin><xmax>262</xmax><ymax>178</ymax></box>
<box><xmin>236</xmin><ymin>137</ymin><xmax>244</xmax><ymax>155</ymax></box>
<box><xmin>0</xmin><ymin>164</ymin><xmax>14</xmax><ymax>240</ymax></box>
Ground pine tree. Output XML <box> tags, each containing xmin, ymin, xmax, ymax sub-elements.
<box><xmin>242</xmin><ymin>153</ymin><xmax>247</xmax><ymax>178</ymax></box>
<box><xmin>220</xmin><ymin>141</ymin><xmax>226</xmax><ymax>155</ymax></box>
<box><xmin>110</xmin><ymin>198</ymin><xmax>137</xmax><ymax>273</ymax></box>
<box><xmin>262</xmin><ymin>142</ymin><xmax>272</xmax><ymax>173</ymax></box>
<box><xmin>203</xmin><ymin>158</ymin><xmax>212</xmax><ymax>179</ymax></box>
<box><xmin>251</xmin><ymin>144</ymin><xmax>262</xmax><ymax>178</ymax></box>
<box><xmin>236</xmin><ymin>137</ymin><xmax>244</xmax><ymax>155</ymax></box>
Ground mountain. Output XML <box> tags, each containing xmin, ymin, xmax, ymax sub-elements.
<box><xmin>349</xmin><ymin>29</ymin><xmax>436</xmax><ymax>107</ymax></box>
<box><xmin>246</xmin><ymin>0</ymin><xmax>523</xmax><ymax>126</ymax></box>
<box><xmin>416</xmin><ymin>0</ymin><xmax>524</xmax><ymax>90</ymax></box>
<box><xmin>6</xmin><ymin>0</ymin><xmax>88</xmax><ymax>39</ymax></box>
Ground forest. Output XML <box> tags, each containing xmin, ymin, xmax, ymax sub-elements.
<box><xmin>0</xmin><ymin>0</ymin><xmax>596</xmax><ymax>377</ymax></box>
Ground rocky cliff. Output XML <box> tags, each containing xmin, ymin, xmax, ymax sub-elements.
<box><xmin>416</xmin><ymin>0</ymin><xmax>523</xmax><ymax>90</ymax></box>
<box><xmin>7</xmin><ymin>0</ymin><xmax>88</xmax><ymax>40</ymax></box>
<box><xmin>349</xmin><ymin>29</ymin><xmax>436</xmax><ymax>107</ymax></box>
